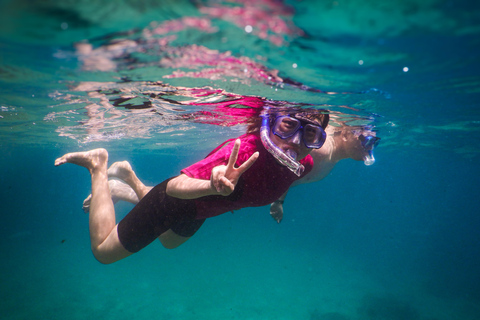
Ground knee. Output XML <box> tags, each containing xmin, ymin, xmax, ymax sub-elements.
<box><xmin>92</xmin><ymin>251</ymin><xmax>117</xmax><ymax>264</ymax></box>
<box><xmin>91</xmin><ymin>245</ymin><xmax>129</xmax><ymax>264</ymax></box>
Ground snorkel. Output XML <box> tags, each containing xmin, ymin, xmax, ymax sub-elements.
<box><xmin>363</xmin><ymin>149</ymin><xmax>375</xmax><ymax>166</ymax></box>
<box><xmin>260</xmin><ymin>107</ymin><xmax>305</xmax><ymax>176</ymax></box>
<box><xmin>360</xmin><ymin>135</ymin><xmax>380</xmax><ymax>166</ymax></box>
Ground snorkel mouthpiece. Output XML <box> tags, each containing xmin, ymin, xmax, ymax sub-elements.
<box><xmin>360</xmin><ymin>135</ymin><xmax>379</xmax><ymax>166</ymax></box>
<box><xmin>260</xmin><ymin>108</ymin><xmax>304</xmax><ymax>176</ymax></box>
<box><xmin>285</xmin><ymin>149</ymin><xmax>298</xmax><ymax>161</ymax></box>
<box><xmin>363</xmin><ymin>150</ymin><xmax>375</xmax><ymax>166</ymax></box>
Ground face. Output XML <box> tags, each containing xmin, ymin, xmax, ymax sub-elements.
<box><xmin>347</xmin><ymin>138</ymin><xmax>368</xmax><ymax>161</ymax></box>
<box><xmin>269</xmin><ymin>130</ymin><xmax>312</xmax><ymax>160</ymax></box>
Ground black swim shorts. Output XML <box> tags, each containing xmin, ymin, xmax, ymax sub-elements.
<box><xmin>117</xmin><ymin>177</ymin><xmax>205</xmax><ymax>253</ymax></box>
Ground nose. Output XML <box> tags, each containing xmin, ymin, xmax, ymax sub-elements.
<box><xmin>289</xmin><ymin>130</ymin><xmax>302</xmax><ymax>145</ymax></box>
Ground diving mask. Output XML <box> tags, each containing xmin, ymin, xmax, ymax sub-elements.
<box><xmin>272</xmin><ymin>115</ymin><xmax>327</xmax><ymax>149</ymax></box>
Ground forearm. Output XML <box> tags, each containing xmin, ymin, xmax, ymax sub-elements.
<box><xmin>166</xmin><ymin>174</ymin><xmax>217</xmax><ymax>199</ymax></box>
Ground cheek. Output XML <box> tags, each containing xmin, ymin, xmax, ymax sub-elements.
<box><xmin>269</xmin><ymin>132</ymin><xmax>285</xmax><ymax>148</ymax></box>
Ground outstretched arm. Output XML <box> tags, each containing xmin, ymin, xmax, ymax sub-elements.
<box><xmin>165</xmin><ymin>173</ymin><xmax>217</xmax><ymax>199</ymax></box>
<box><xmin>166</xmin><ymin>139</ymin><xmax>259</xmax><ymax>199</ymax></box>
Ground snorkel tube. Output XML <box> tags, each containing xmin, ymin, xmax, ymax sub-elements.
<box><xmin>361</xmin><ymin>135</ymin><xmax>379</xmax><ymax>166</ymax></box>
<box><xmin>260</xmin><ymin>107</ymin><xmax>304</xmax><ymax>176</ymax></box>
<box><xmin>363</xmin><ymin>150</ymin><xmax>375</xmax><ymax>166</ymax></box>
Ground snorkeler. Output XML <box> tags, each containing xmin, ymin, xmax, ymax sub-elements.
<box><xmin>55</xmin><ymin>107</ymin><xmax>329</xmax><ymax>264</ymax></box>
<box><xmin>269</xmin><ymin>127</ymin><xmax>380</xmax><ymax>223</ymax></box>
<box><xmin>85</xmin><ymin>125</ymin><xmax>380</xmax><ymax>224</ymax></box>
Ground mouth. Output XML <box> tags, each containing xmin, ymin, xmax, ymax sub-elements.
<box><xmin>363</xmin><ymin>150</ymin><xmax>375</xmax><ymax>166</ymax></box>
<box><xmin>284</xmin><ymin>149</ymin><xmax>298</xmax><ymax>160</ymax></box>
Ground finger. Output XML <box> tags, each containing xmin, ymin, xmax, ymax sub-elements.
<box><xmin>210</xmin><ymin>167</ymin><xmax>222</xmax><ymax>191</ymax></box>
<box><xmin>219</xmin><ymin>176</ymin><xmax>235</xmax><ymax>194</ymax></box>
<box><xmin>237</xmin><ymin>151</ymin><xmax>259</xmax><ymax>174</ymax></box>
<box><xmin>226</xmin><ymin>139</ymin><xmax>241</xmax><ymax>170</ymax></box>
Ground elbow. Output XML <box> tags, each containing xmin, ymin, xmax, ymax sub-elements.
<box><xmin>92</xmin><ymin>251</ymin><xmax>117</xmax><ymax>265</ymax></box>
<box><xmin>91</xmin><ymin>246</ymin><xmax>124</xmax><ymax>265</ymax></box>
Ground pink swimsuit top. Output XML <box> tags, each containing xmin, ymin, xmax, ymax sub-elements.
<box><xmin>181</xmin><ymin>133</ymin><xmax>313</xmax><ymax>219</ymax></box>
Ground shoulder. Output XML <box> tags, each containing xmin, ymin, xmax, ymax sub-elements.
<box><xmin>236</xmin><ymin>133</ymin><xmax>264</xmax><ymax>163</ymax></box>
<box><xmin>238</xmin><ymin>133</ymin><xmax>261</xmax><ymax>145</ymax></box>
<box><xmin>186</xmin><ymin>134</ymin><xmax>262</xmax><ymax>170</ymax></box>
<box><xmin>243</xmin><ymin>133</ymin><xmax>262</xmax><ymax>147</ymax></box>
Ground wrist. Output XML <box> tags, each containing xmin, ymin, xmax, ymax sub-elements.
<box><xmin>274</xmin><ymin>200</ymin><xmax>284</xmax><ymax>204</ymax></box>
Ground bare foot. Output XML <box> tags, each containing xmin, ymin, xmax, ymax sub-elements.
<box><xmin>107</xmin><ymin>160</ymin><xmax>152</xmax><ymax>199</ymax></box>
<box><xmin>55</xmin><ymin>148</ymin><xmax>109</xmax><ymax>172</ymax></box>
<box><xmin>83</xmin><ymin>179</ymin><xmax>139</xmax><ymax>213</ymax></box>
<box><xmin>107</xmin><ymin>161</ymin><xmax>134</xmax><ymax>181</ymax></box>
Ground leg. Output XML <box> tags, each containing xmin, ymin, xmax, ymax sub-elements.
<box><xmin>105</xmin><ymin>162</ymin><xmax>191</xmax><ymax>249</ymax></box>
<box><xmin>104</xmin><ymin>162</ymin><xmax>191</xmax><ymax>249</ymax></box>
<box><xmin>83</xmin><ymin>161</ymin><xmax>150</xmax><ymax>213</ymax></box>
<box><xmin>86</xmin><ymin>162</ymin><xmax>188</xmax><ymax>249</ymax></box>
<box><xmin>107</xmin><ymin>161</ymin><xmax>152</xmax><ymax>199</ymax></box>
<box><xmin>104</xmin><ymin>163</ymin><xmax>201</xmax><ymax>250</ymax></box>
<box><xmin>55</xmin><ymin>149</ymin><xmax>131</xmax><ymax>264</ymax></box>
<box><xmin>83</xmin><ymin>179</ymin><xmax>140</xmax><ymax>213</ymax></box>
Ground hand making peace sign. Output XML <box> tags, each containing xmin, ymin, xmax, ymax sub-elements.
<box><xmin>210</xmin><ymin>139</ymin><xmax>259</xmax><ymax>196</ymax></box>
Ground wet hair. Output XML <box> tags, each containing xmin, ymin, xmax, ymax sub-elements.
<box><xmin>294</xmin><ymin>111</ymin><xmax>330</xmax><ymax>129</ymax></box>
<box><xmin>331</xmin><ymin>125</ymin><xmax>379</xmax><ymax>143</ymax></box>
<box><xmin>246</xmin><ymin>106</ymin><xmax>330</xmax><ymax>133</ymax></box>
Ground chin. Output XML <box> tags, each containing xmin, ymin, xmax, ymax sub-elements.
<box><xmin>297</xmin><ymin>151</ymin><xmax>310</xmax><ymax>160</ymax></box>
<box><xmin>355</xmin><ymin>154</ymin><xmax>367</xmax><ymax>161</ymax></box>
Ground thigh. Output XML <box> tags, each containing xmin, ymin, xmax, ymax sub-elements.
<box><xmin>95</xmin><ymin>225</ymin><xmax>133</xmax><ymax>263</ymax></box>
<box><xmin>117</xmin><ymin>178</ymin><xmax>198</xmax><ymax>253</ymax></box>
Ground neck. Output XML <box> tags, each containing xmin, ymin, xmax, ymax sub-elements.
<box><xmin>314</xmin><ymin>136</ymin><xmax>338</xmax><ymax>164</ymax></box>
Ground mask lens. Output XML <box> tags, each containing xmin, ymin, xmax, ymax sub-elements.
<box><xmin>273</xmin><ymin>116</ymin><xmax>301</xmax><ymax>138</ymax></box>
<box><xmin>273</xmin><ymin>115</ymin><xmax>327</xmax><ymax>149</ymax></box>
<box><xmin>303</xmin><ymin>124</ymin><xmax>325</xmax><ymax>148</ymax></box>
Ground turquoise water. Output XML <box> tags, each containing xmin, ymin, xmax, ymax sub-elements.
<box><xmin>1</xmin><ymin>0</ymin><xmax>480</xmax><ymax>319</ymax></box>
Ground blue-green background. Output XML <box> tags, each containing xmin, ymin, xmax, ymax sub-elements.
<box><xmin>1</xmin><ymin>0</ymin><xmax>479</xmax><ymax>319</ymax></box>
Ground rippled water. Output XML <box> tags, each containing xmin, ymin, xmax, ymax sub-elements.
<box><xmin>1</xmin><ymin>1</ymin><xmax>479</xmax><ymax>320</ymax></box>
<box><xmin>2</xmin><ymin>0</ymin><xmax>478</xmax><ymax>153</ymax></box>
